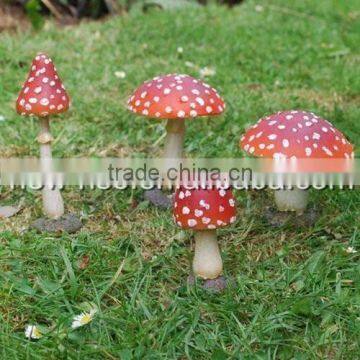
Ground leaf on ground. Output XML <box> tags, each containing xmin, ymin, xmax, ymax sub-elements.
<box><xmin>0</xmin><ymin>205</ymin><xmax>21</xmax><ymax>218</ymax></box>
<box><xmin>78</xmin><ymin>255</ymin><xmax>90</xmax><ymax>270</ymax></box>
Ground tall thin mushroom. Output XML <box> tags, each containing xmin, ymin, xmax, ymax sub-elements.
<box><xmin>16</xmin><ymin>53</ymin><xmax>70</xmax><ymax>219</ymax></box>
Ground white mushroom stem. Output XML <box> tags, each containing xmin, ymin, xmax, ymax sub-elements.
<box><xmin>163</xmin><ymin>119</ymin><xmax>185</xmax><ymax>188</ymax></box>
<box><xmin>274</xmin><ymin>187</ymin><xmax>309</xmax><ymax>215</ymax></box>
<box><xmin>193</xmin><ymin>230</ymin><xmax>223</xmax><ymax>280</ymax></box>
<box><xmin>38</xmin><ymin>117</ymin><xmax>64</xmax><ymax>219</ymax></box>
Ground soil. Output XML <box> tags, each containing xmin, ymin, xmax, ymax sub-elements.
<box><xmin>0</xmin><ymin>4</ymin><xmax>30</xmax><ymax>32</ymax></box>
<box><xmin>31</xmin><ymin>213</ymin><xmax>83</xmax><ymax>234</ymax></box>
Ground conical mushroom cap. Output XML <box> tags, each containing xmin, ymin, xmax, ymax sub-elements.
<box><xmin>16</xmin><ymin>53</ymin><xmax>70</xmax><ymax>117</ymax></box>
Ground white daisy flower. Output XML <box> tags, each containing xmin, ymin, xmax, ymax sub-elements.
<box><xmin>25</xmin><ymin>325</ymin><xmax>42</xmax><ymax>340</ymax></box>
<box><xmin>71</xmin><ymin>308</ymin><xmax>97</xmax><ymax>329</ymax></box>
<box><xmin>345</xmin><ymin>246</ymin><xmax>357</xmax><ymax>254</ymax></box>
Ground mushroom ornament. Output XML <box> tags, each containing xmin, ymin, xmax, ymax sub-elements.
<box><xmin>128</xmin><ymin>74</ymin><xmax>225</xmax><ymax>207</ymax></box>
<box><xmin>16</xmin><ymin>53</ymin><xmax>70</xmax><ymax>220</ymax></box>
<box><xmin>240</xmin><ymin>110</ymin><xmax>354</xmax><ymax>216</ymax></box>
<box><xmin>173</xmin><ymin>186</ymin><xmax>236</xmax><ymax>288</ymax></box>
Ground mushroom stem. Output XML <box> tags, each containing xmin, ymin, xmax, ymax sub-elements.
<box><xmin>164</xmin><ymin>119</ymin><xmax>185</xmax><ymax>159</ymax></box>
<box><xmin>274</xmin><ymin>187</ymin><xmax>309</xmax><ymax>215</ymax></box>
<box><xmin>193</xmin><ymin>230</ymin><xmax>223</xmax><ymax>280</ymax></box>
<box><xmin>163</xmin><ymin>119</ymin><xmax>185</xmax><ymax>187</ymax></box>
<box><xmin>38</xmin><ymin>117</ymin><xmax>64</xmax><ymax>219</ymax></box>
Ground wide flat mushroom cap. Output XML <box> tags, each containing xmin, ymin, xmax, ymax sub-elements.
<box><xmin>240</xmin><ymin>110</ymin><xmax>354</xmax><ymax>159</ymax></box>
<box><xmin>173</xmin><ymin>187</ymin><xmax>236</xmax><ymax>230</ymax></box>
<box><xmin>16</xmin><ymin>53</ymin><xmax>70</xmax><ymax>117</ymax></box>
<box><xmin>127</xmin><ymin>74</ymin><xmax>225</xmax><ymax>119</ymax></box>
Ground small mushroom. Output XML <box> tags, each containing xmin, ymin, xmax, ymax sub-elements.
<box><xmin>240</xmin><ymin>110</ymin><xmax>354</xmax><ymax>214</ymax></box>
<box><xmin>16</xmin><ymin>53</ymin><xmax>70</xmax><ymax>219</ymax></box>
<box><xmin>127</xmin><ymin>74</ymin><xmax>225</xmax><ymax>169</ymax></box>
<box><xmin>173</xmin><ymin>187</ymin><xmax>236</xmax><ymax>280</ymax></box>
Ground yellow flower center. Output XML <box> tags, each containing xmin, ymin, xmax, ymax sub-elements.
<box><xmin>80</xmin><ymin>313</ymin><xmax>92</xmax><ymax>325</ymax></box>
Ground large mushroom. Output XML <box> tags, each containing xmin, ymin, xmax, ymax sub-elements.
<box><xmin>173</xmin><ymin>186</ymin><xmax>236</xmax><ymax>286</ymax></box>
<box><xmin>240</xmin><ymin>110</ymin><xmax>354</xmax><ymax>215</ymax></box>
<box><xmin>127</xmin><ymin>74</ymin><xmax>225</xmax><ymax>206</ymax></box>
<box><xmin>16</xmin><ymin>53</ymin><xmax>70</xmax><ymax>219</ymax></box>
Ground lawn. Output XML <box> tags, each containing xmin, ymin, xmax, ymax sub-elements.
<box><xmin>0</xmin><ymin>0</ymin><xmax>359</xmax><ymax>358</ymax></box>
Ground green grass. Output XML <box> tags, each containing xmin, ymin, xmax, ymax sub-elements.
<box><xmin>0</xmin><ymin>0</ymin><xmax>359</xmax><ymax>358</ymax></box>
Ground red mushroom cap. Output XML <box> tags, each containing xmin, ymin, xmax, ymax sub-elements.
<box><xmin>127</xmin><ymin>74</ymin><xmax>225</xmax><ymax>119</ymax></box>
<box><xmin>16</xmin><ymin>53</ymin><xmax>70</xmax><ymax>117</ymax></box>
<box><xmin>173</xmin><ymin>187</ymin><xmax>236</xmax><ymax>230</ymax></box>
<box><xmin>240</xmin><ymin>110</ymin><xmax>354</xmax><ymax>159</ymax></box>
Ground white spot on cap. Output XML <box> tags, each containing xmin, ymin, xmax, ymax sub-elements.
<box><xmin>194</xmin><ymin>209</ymin><xmax>203</xmax><ymax>217</ymax></box>
<box><xmin>34</xmin><ymin>86</ymin><xmax>42</xmax><ymax>94</ymax></box>
<box><xmin>163</xmin><ymin>88</ymin><xmax>171</xmax><ymax>95</ymax></box>
<box><xmin>153</xmin><ymin>96</ymin><xmax>160</xmax><ymax>102</ymax></box>
<box><xmin>188</xmin><ymin>219</ymin><xmax>197</xmax><ymax>227</ymax></box>
<box><xmin>268</xmin><ymin>120</ymin><xmax>277</xmax><ymax>126</ymax></box>
<box><xmin>202</xmin><ymin>217</ymin><xmax>211</xmax><ymax>224</ymax></box>
<box><xmin>282</xmin><ymin>139</ymin><xmax>289</xmax><ymax>148</ymax></box>
<box><xmin>24</xmin><ymin>87</ymin><xmax>29</xmax><ymax>94</ymax></box>
<box><xmin>268</xmin><ymin>134</ymin><xmax>277</xmax><ymax>140</ymax></box>
<box><xmin>178</xmin><ymin>191</ymin><xmax>185</xmax><ymax>199</ymax></box>
<box><xmin>259</xmin><ymin>143</ymin><xmax>265</xmax><ymax>149</ymax></box>
<box><xmin>321</xmin><ymin>127</ymin><xmax>328</xmax><ymax>133</ymax></box>
<box><xmin>177</xmin><ymin>111</ymin><xmax>185</xmax><ymax>118</ymax></box>
<box><xmin>165</xmin><ymin>106</ymin><xmax>172</xmax><ymax>114</ymax></box>
<box><xmin>141</xmin><ymin>91</ymin><xmax>147</xmax><ymax>98</ymax></box>
<box><xmin>230</xmin><ymin>216</ymin><xmax>236</xmax><ymax>223</ymax></box>
<box><xmin>190</xmin><ymin>110</ymin><xmax>197</xmax><ymax>117</ymax></box>
<box><xmin>191</xmin><ymin>89</ymin><xmax>200</xmax><ymax>95</ymax></box>
<box><xmin>57</xmin><ymin>104</ymin><xmax>64</xmax><ymax>110</ymax></box>
<box><xmin>305</xmin><ymin>147</ymin><xmax>312</xmax><ymax>156</ymax></box>
<box><xmin>313</xmin><ymin>132</ymin><xmax>320</xmax><ymax>140</ymax></box>
<box><xmin>206</xmin><ymin>106</ymin><xmax>212</xmax><ymax>113</ymax></box>
<box><xmin>42</xmin><ymin>77</ymin><xmax>49</xmax><ymax>83</ymax></box>
<box><xmin>182</xmin><ymin>206</ymin><xmax>190</xmax><ymax>215</ymax></box>
<box><xmin>196</xmin><ymin>97</ymin><xmax>205</xmax><ymax>106</ymax></box>
<box><xmin>181</xmin><ymin>95</ymin><xmax>189</xmax><ymax>102</ymax></box>
<box><xmin>322</xmin><ymin>146</ymin><xmax>333</xmax><ymax>156</ymax></box>
<box><xmin>142</xmin><ymin>109</ymin><xmax>149</xmax><ymax>115</ymax></box>
<box><xmin>229</xmin><ymin>199</ymin><xmax>235</xmax><ymax>207</ymax></box>
<box><xmin>29</xmin><ymin>98</ymin><xmax>37</xmax><ymax>104</ymax></box>
<box><xmin>219</xmin><ymin>189</ymin><xmax>226</xmax><ymax>197</ymax></box>
<box><xmin>40</xmin><ymin>98</ymin><xmax>49</xmax><ymax>106</ymax></box>
<box><xmin>135</xmin><ymin>100</ymin><xmax>141</xmax><ymax>106</ymax></box>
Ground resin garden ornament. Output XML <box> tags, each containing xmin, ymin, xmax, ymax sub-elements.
<box><xmin>173</xmin><ymin>185</ymin><xmax>236</xmax><ymax>292</ymax></box>
<box><xmin>128</xmin><ymin>74</ymin><xmax>225</xmax><ymax>208</ymax></box>
<box><xmin>240</xmin><ymin>110</ymin><xmax>354</xmax><ymax>225</ymax></box>
<box><xmin>16</xmin><ymin>53</ymin><xmax>82</xmax><ymax>233</ymax></box>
